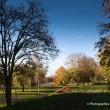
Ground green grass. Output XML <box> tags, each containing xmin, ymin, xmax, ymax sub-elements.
<box><xmin>0</xmin><ymin>103</ymin><xmax>6</xmax><ymax>108</ymax></box>
<box><xmin>0</xmin><ymin>82</ymin><xmax>110</xmax><ymax>109</ymax></box>
<box><xmin>1</xmin><ymin>93</ymin><xmax>110</xmax><ymax>110</ymax></box>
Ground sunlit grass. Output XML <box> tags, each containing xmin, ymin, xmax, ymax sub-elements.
<box><xmin>0</xmin><ymin>103</ymin><xmax>6</xmax><ymax>108</ymax></box>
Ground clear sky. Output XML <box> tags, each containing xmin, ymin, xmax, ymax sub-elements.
<box><xmin>42</xmin><ymin>0</ymin><xmax>103</xmax><ymax>76</ymax></box>
<box><xmin>8</xmin><ymin>0</ymin><xmax>103</xmax><ymax>76</ymax></box>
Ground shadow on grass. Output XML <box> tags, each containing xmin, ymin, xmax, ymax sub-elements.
<box><xmin>92</xmin><ymin>82</ymin><xmax>109</xmax><ymax>86</ymax></box>
<box><xmin>1</xmin><ymin>93</ymin><xmax>110</xmax><ymax>110</ymax></box>
<box><xmin>107</xmin><ymin>82</ymin><xmax>110</xmax><ymax>91</ymax></box>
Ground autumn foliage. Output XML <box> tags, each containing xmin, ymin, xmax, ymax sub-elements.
<box><xmin>54</xmin><ymin>53</ymin><xmax>103</xmax><ymax>86</ymax></box>
<box><xmin>54</xmin><ymin>66</ymin><xmax>66</xmax><ymax>85</ymax></box>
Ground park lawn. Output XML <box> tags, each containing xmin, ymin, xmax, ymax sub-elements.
<box><xmin>0</xmin><ymin>103</ymin><xmax>6</xmax><ymax>108</ymax></box>
<box><xmin>0</xmin><ymin>81</ymin><xmax>110</xmax><ymax>109</ymax></box>
<box><xmin>0</xmin><ymin>81</ymin><xmax>109</xmax><ymax>99</ymax></box>
<box><xmin>1</xmin><ymin>93</ymin><xmax>110</xmax><ymax>110</ymax></box>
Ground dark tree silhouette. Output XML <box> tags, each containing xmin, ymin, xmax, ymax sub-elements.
<box><xmin>0</xmin><ymin>0</ymin><xmax>59</xmax><ymax>106</ymax></box>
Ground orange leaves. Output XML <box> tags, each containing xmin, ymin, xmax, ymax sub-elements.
<box><xmin>53</xmin><ymin>66</ymin><xmax>66</xmax><ymax>85</ymax></box>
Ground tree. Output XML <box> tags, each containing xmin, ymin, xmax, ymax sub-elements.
<box><xmin>13</xmin><ymin>60</ymin><xmax>46</xmax><ymax>94</ymax></box>
<box><xmin>0</xmin><ymin>0</ymin><xmax>59</xmax><ymax>106</ymax></box>
<box><xmin>93</xmin><ymin>66</ymin><xmax>105</xmax><ymax>81</ymax></box>
<box><xmin>13</xmin><ymin>64</ymin><xmax>31</xmax><ymax>92</ymax></box>
<box><xmin>46</xmin><ymin>76</ymin><xmax>54</xmax><ymax>84</ymax></box>
<box><xmin>54</xmin><ymin>53</ymin><xmax>100</xmax><ymax>86</ymax></box>
<box><xmin>95</xmin><ymin>0</ymin><xmax>110</xmax><ymax>66</ymax></box>
<box><xmin>23</xmin><ymin>59</ymin><xmax>47</xmax><ymax>94</ymax></box>
<box><xmin>73</xmin><ymin>67</ymin><xmax>94</xmax><ymax>85</ymax></box>
<box><xmin>65</xmin><ymin>53</ymin><xmax>85</xmax><ymax>68</ymax></box>
<box><xmin>54</xmin><ymin>66</ymin><xmax>66</xmax><ymax>85</ymax></box>
<box><xmin>95</xmin><ymin>0</ymin><xmax>110</xmax><ymax>83</ymax></box>
<box><xmin>34</xmin><ymin>64</ymin><xmax>46</xmax><ymax>94</ymax></box>
<box><xmin>65</xmin><ymin>53</ymin><xmax>99</xmax><ymax>85</ymax></box>
<box><xmin>101</xmin><ymin>66</ymin><xmax>110</xmax><ymax>82</ymax></box>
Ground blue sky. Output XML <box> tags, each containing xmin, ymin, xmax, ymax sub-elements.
<box><xmin>8</xmin><ymin>0</ymin><xmax>103</xmax><ymax>76</ymax></box>
<box><xmin>43</xmin><ymin>0</ymin><xmax>103</xmax><ymax>76</ymax></box>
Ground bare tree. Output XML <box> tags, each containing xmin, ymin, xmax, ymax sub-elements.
<box><xmin>65</xmin><ymin>53</ymin><xmax>86</xmax><ymax>68</ymax></box>
<box><xmin>0</xmin><ymin>0</ymin><xmax>59</xmax><ymax>106</ymax></box>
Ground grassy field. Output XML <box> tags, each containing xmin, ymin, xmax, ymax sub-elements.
<box><xmin>0</xmin><ymin>82</ymin><xmax>110</xmax><ymax>110</ymax></box>
<box><xmin>1</xmin><ymin>93</ymin><xmax>110</xmax><ymax>110</ymax></box>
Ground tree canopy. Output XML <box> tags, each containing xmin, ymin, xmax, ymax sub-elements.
<box><xmin>95</xmin><ymin>0</ymin><xmax>110</xmax><ymax>67</ymax></box>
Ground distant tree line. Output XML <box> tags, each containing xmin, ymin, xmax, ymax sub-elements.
<box><xmin>54</xmin><ymin>53</ymin><xmax>104</xmax><ymax>86</ymax></box>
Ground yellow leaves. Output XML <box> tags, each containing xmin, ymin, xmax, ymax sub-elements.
<box><xmin>53</xmin><ymin>66</ymin><xmax>66</xmax><ymax>85</ymax></box>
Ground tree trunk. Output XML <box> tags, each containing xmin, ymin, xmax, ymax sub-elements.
<box><xmin>37</xmin><ymin>80</ymin><xmax>39</xmax><ymax>94</ymax></box>
<box><xmin>22</xmin><ymin>85</ymin><xmax>24</xmax><ymax>92</ymax></box>
<box><xmin>107</xmin><ymin>78</ymin><xmax>110</xmax><ymax>83</ymax></box>
<box><xmin>5</xmin><ymin>78</ymin><xmax>12</xmax><ymax>107</ymax></box>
